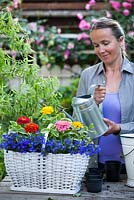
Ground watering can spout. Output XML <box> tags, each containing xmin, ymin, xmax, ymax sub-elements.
<box><xmin>57</xmin><ymin>105</ymin><xmax>75</xmax><ymax>121</ymax></box>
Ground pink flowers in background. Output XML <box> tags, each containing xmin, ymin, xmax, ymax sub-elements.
<box><xmin>110</xmin><ymin>1</ymin><xmax>121</xmax><ymax>11</ymax></box>
<box><xmin>6</xmin><ymin>0</ymin><xmax>21</xmax><ymax>11</ymax></box>
<box><xmin>105</xmin><ymin>11</ymin><xmax>112</xmax><ymax>18</ymax></box>
<box><xmin>128</xmin><ymin>31</ymin><xmax>134</xmax><ymax>37</ymax></box>
<box><xmin>122</xmin><ymin>2</ymin><xmax>132</xmax><ymax>9</ymax></box>
<box><xmin>67</xmin><ymin>42</ymin><xmax>74</xmax><ymax>50</ymax></box>
<box><xmin>77</xmin><ymin>13</ymin><xmax>83</xmax><ymax>20</ymax></box>
<box><xmin>13</xmin><ymin>0</ymin><xmax>21</xmax><ymax>9</ymax></box>
<box><xmin>36</xmin><ymin>35</ymin><xmax>45</xmax><ymax>45</ymax></box>
<box><xmin>64</xmin><ymin>50</ymin><xmax>70</xmax><ymax>60</ymax></box>
<box><xmin>123</xmin><ymin>9</ymin><xmax>130</xmax><ymax>16</ymax></box>
<box><xmin>55</xmin><ymin>121</ymin><xmax>71</xmax><ymax>132</ymax></box>
<box><xmin>77</xmin><ymin>33</ymin><xmax>89</xmax><ymax>41</ymax></box>
<box><xmin>109</xmin><ymin>0</ymin><xmax>133</xmax><ymax>16</ymax></box>
<box><xmin>77</xmin><ymin>13</ymin><xmax>91</xmax><ymax>32</ymax></box>
<box><xmin>122</xmin><ymin>1</ymin><xmax>132</xmax><ymax>16</ymax></box>
<box><xmin>78</xmin><ymin>20</ymin><xmax>91</xmax><ymax>31</ymax></box>
<box><xmin>85</xmin><ymin>0</ymin><xmax>96</xmax><ymax>10</ymax></box>
<box><xmin>29</xmin><ymin>22</ymin><xmax>37</xmax><ymax>32</ymax></box>
<box><xmin>39</xmin><ymin>25</ymin><xmax>45</xmax><ymax>33</ymax></box>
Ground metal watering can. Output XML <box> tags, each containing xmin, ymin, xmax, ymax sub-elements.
<box><xmin>72</xmin><ymin>84</ymin><xmax>108</xmax><ymax>139</ymax></box>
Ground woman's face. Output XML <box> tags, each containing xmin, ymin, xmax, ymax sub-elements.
<box><xmin>90</xmin><ymin>28</ymin><xmax>124</xmax><ymax>66</ymax></box>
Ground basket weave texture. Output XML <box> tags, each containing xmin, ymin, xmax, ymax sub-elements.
<box><xmin>4</xmin><ymin>151</ymin><xmax>90</xmax><ymax>194</ymax></box>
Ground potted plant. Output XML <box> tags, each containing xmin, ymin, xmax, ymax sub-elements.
<box><xmin>0</xmin><ymin>105</ymin><xmax>100</xmax><ymax>194</ymax></box>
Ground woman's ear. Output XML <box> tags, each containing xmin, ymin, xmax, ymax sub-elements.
<box><xmin>119</xmin><ymin>36</ymin><xmax>126</xmax><ymax>56</ymax></box>
<box><xmin>119</xmin><ymin>36</ymin><xmax>124</xmax><ymax>44</ymax></box>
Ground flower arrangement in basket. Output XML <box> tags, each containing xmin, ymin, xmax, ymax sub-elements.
<box><xmin>0</xmin><ymin>105</ymin><xmax>100</xmax><ymax>194</ymax></box>
<box><xmin>0</xmin><ymin>105</ymin><xmax>99</xmax><ymax>156</ymax></box>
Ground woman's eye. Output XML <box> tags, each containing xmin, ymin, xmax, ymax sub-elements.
<box><xmin>103</xmin><ymin>42</ymin><xmax>109</xmax><ymax>45</ymax></box>
<box><xmin>94</xmin><ymin>44</ymin><xmax>99</xmax><ymax>47</ymax></box>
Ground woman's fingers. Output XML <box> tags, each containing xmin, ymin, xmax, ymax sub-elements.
<box><xmin>94</xmin><ymin>85</ymin><xmax>106</xmax><ymax>104</ymax></box>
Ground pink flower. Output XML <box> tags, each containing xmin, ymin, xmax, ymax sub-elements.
<box><xmin>64</xmin><ymin>50</ymin><xmax>70</xmax><ymax>60</ymax></box>
<box><xmin>36</xmin><ymin>35</ymin><xmax>45</xmax><ymax>44</ymax></box>
<box><xmin>122</xmin><ymin>2</ymin><xmax>132</xmax><ymax>9</ymax></box>
<box><xmin>13</xmin><ymin>0</ymin><xmax>20</xmax><ymax>9</ymax></box>
<box><xmin>123</xmin><ymin>9</ymin><xmax>130</xmax><ymax>16</ymax></box>
<box><xmin>29</xmin><ymin>22</ymin><xmax>37</xmax><ymax>32</ymax></box>
<box><xmin>110</xmin><ymin>0</ymin><xmax>121</xmax><ymax>11</ymax></box>
<box><xmin>88</xmin><ymin>0</ymin><xmax>96</xmax><ymax>6</ymax></box>
<box><xmin>128</xmin><ymin>31</ymin><xmax>134</xmax><ymax>37</ymax></box>
<box><xmin>91</xmin><ymin>18</ymin><xmax>98</xmax><ymax>23</ymax></box>
<box><xmin>6</xmin><ymin>6</ymin><xmax>13</xmax><ymax>12</ymax></box>
<box><xmin>77</xmin><ymin>33</ymin><xmax>89</xmax><ymax>41</ymax></box>
<box><xmin>55</xmin><ymin>121</ymin><xmax>71</xmax><ymax>132</ymax></box>
<box><xmin>78</xmin><ymin>19</ymin><xmax>91</xmax><ymax>31</ymax></box>
<box><xmin>85</xmin><ymin>3</ymin><xmax>91</xmax><ymax>10</ymax></box>
<box><xmin>77</xmin><ymin>13</ymin><xmax>83</xmax><ymax>20</ymax></box>
<box><xmin>84</xmin><ymin>39</ymin><xmax>91</xmax><ymax>45</ymax></box>
<box><xmin>127</xmin><ymin>0</ymin><xmax>134</xmax><ymax>3</ymax></box>
<box><xmin>105</xmin><ymin>10</ymin><xmax>112</xmax><ymax>18</ymax></box>
<box><xmin>67</xmin><ymin>42</ymin><xmax>74</xmax><ymax>49</ymax></box>
<box><xmin>39</xmin><ymin>25</ymin><xmax>45</xmax><ymax>33</ymax></box>
<box><xmin>39</xmin><ymin>44</ymin><xmax>44</xmax><ymax>48</ymax></box>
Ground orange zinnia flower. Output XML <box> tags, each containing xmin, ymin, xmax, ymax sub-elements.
<box><xmin>24</xmin><ymin>122</ymin><xmax>39</xmax><ymax>133</ymax></box>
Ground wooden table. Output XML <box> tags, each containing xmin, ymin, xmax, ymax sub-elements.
<box><xmin>0</xmin><ymin>175</ymin><xmax>134</xmax><ymax>200</ymax></box>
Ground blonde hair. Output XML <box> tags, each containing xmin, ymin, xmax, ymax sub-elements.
<box><xmin>90</xmin><ymin>17</ymin><xmax>126</xmax><ymax>56</ymax></box>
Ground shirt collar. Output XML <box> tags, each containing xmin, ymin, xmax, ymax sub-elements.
<box><xmin>122</xmin><ymin>57</ymin><xmax>134</xmax><ymax>74</ymax></box>
<box><xmin>97</xmin><ymin>62</ymin><xmax>105</xmax><ymax>75</ymax></box>
<box><xmin>97</xmin><ymin>57</ymin><xmax>134</xmax><ymax>75</ymax></box>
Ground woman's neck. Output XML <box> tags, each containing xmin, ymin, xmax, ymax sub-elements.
<box><xmin>105</xmin><ymin>56</ymin><xmax>123</xmax><ymax>72</ymax></box>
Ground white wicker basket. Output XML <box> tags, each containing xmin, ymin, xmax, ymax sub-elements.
<box><xmin>4</xmin><ymin>151</ymin><xmax>90</xmax><ymax>194</ymax></box>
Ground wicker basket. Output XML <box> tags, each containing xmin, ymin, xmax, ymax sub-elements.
<box><xmin>4</xmin><ymin>151</ymin><xmax>90</xmax><ymax>194</ymax></box>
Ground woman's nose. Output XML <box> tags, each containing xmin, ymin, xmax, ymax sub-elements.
<box><xmin>98</xmin><ymin>46</ymin><xmax>105</xmax><ymax>53</ymax></box>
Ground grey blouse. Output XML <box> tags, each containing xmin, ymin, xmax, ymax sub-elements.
<box><xmin>77</xmin><ymin>57</ymin><xmax>134</xmax><ymax>135</ymax></box>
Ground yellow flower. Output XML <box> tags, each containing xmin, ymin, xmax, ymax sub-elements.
<box><xmin>72</xmin><ymin>121</ymin><xmax>83</xmax><ymax>129</ymax></box>
<box><xmin>41</xmin><ymin>106</ymin><xmax>54</xmax><ymax>115</ymax></box>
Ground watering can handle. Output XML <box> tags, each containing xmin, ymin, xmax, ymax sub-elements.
<box><xmin>121</xmin><ymin>148</ymin><xmax>134</xmax><ymax>158</ymax></box>
<box><xmin>88</xmin><ymin>84</ymin><xmax>98</xmax><ymax>96</ymax></box>
<box><xmin>88</xmin><ymin>84</ymin><xmax>106</xmax><ymax>96</ymax></box>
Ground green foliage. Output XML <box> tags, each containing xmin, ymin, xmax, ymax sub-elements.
<box><xmin>0</xmin><ymin>10</ymin><xmax>61</xmax><ymax>133</ymax></box>
<box><xmin>59</xmin><ymin>78</ymin><xmax>80</xmax><ymax>115</ymax></box>
<box><xmin>0</xmin><ymin>150</ymin><xmax>6</xmax><ymax>181</ymax></box>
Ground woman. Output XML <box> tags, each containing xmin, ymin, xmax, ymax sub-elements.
<box><xmin>77</xmin><ymin>17</ymin><xmax>134</xmax><ymax>172</ymax></box>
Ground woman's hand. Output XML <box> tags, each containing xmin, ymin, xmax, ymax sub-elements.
<box><xmin>94</xmin><ymin>85</ymin><xmax>106</xmax><ymax>105</ymax></box>
<box><xmin>103</xmin><ymin>118</ymin><xmax>121</xmax><ymax>136</ymax></box>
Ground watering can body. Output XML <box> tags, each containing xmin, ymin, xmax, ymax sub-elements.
<box><xmin>72</xmin><ymin>94</ymin><xmax>108</xmax><ymax>139</ymax></box>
